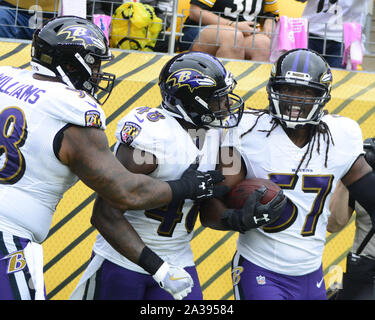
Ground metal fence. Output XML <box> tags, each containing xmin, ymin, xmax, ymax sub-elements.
<box><xmin>0</xmin><ymin>0</ymin><xmax>374</xmax><ymax>60</ymax></box>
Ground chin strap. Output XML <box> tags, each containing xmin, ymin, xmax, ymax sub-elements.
<box><xmin>30</xmin><ymin>60</ymin><xmax>76</xmax><ymax>89</ymax></box>
<box><xmin>160</xmin><ymin>103</ymin><xmax>197</xmax><ymax>126</ymax></box>
<box><xmin>56</xmin><ymin>66</ymin><xmax>75</xmax><ymax>89</ymax></box>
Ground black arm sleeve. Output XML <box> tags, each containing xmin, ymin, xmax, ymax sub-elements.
<box><xmin>348</xmin><ymin>193</ymin><xmax>355</xmax><ymax>210</ymax></box>
<box><xmin>347</xmin><ymin>171</ymin><xmax>375</xmax><ymax>226</ymax></box>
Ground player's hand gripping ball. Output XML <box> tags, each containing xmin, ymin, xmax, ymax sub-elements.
<box><xmin>221</xmin><ymin>178</ymin><xmax>287</xmax><ymax>232</ymax></box>
<box><xmin>226</xmin><ymin>178</ymin><xmax>282</xmax><ymax>209</ymax></box>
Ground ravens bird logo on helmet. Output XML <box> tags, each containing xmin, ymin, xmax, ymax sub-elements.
<box><xmin>57</xmin><ymin>25</ymin><xmax>107</xmax><ymax>52</ymax></box>
<box><xmin>166</xmin><ymin>69</ymin><xmax>216</xmax><ymax>93</ymax></box>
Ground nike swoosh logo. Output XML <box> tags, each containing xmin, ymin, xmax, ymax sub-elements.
<box><xmin>316</xmin><ymin>277</ymin><xmax>324</xmax><ymax>288</ymax></box>
<box><xmin>85</xmin><ymin>101</ymin><xmax>98</xmax><ymax>108</ymax></box>
<box><xmin>134</xmin><ymin>115</ymin><xmax>144</xmax><ymax>123</ymax></box>
<box><xmin>170</xmin><ymin>276</ymin><xmax>189</xmax><ymax>281</ymax></box>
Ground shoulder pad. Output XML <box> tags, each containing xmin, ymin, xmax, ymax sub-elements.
<box><xmin>116</xmin><ymin>106</ymin><xmax>169</xmax><ymax>146</ymax></box>
<box><xmin>44</xmin><ymin>86</ymin><xmax>106</xmax><ymax>129</ymax></box>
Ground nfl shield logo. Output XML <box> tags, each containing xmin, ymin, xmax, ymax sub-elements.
<box><xmin>256</xmin><ymin>275</ymin><xmax>266</xmax><ymax>285</ymax></box>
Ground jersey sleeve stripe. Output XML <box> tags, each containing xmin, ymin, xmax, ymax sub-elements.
<box><xmin>264</xmin><ymin>0</ymin><xmax>279</xmax><ymax>16</ymax></box>
<box><xmin>191</xmin><ymin>0</ymin><xmax>215</xmax><ymax>9</ymax></box>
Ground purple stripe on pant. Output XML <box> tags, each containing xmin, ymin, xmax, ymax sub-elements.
<box><xmin>232</xmin><ymin>252</ymin><xmax>327</xmax><ymax>300</ymax></box>
<box><xmin>0</xmin><ymin>231</ymin><xmax>32</xmax><ymax>300</ymax></box>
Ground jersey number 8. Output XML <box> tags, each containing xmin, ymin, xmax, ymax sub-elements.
<box><xmin>0</xmin><ymin>107</ymin><xmax>27</xmax><ymax>184</ymax></box>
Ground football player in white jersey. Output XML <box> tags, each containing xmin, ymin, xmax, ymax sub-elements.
<box><xmin>200</xmin><ymin>48</ymin><xmax>375</xmax><ymax>300</ymax></box>
<box><xmin>70</xmin><ymin>51</ymin><xmax>247</xmax><ymax>300</ymax></box>
<box><xmin>0</xmin><ymin>17</ymin><xmax>229</xmax><ymax>300</ymax></box>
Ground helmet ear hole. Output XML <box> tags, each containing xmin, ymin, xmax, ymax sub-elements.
<box><xmin>65</xmin><ymin>64</ymin><xmax>77</xmax><ymax>72</ymax></box>
<box><xmin>53</xmin><ymin>24</ymin><xmax>64</xmax><ymax>33</ymax></box>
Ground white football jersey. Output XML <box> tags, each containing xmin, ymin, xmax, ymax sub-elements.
<box><xmin>302</xmin><ymin>0</ymin><xmax>368</xmax><ymax>41</ymax></box>
<box><xmin>0</xmin><ymin>66</ymin><xmax>106</xmax><ymax>243</ymax></box>
<box><xmin>93</xmin><ymin>107</ymin><xmax>221</xmax><ymax>274</ymax></box>
<box><xmin>222</xmin><ymin>112</ymin><xmax>363</xmax><ymax>275</ymax></box>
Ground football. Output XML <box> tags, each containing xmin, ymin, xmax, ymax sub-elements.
<box><xmin>226</xmin><ymin>178</ymin><xmax>281</xmax><ymax>209</ymax></box>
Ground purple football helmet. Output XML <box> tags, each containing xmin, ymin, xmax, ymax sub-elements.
<box><xmin>158</xmin><ymin>52</ymin><xmax>244</xmax><ymax>128</ymax></box>
<box><xmin>267</xmin><ymin>49</ymin><xmax>332</xmax><ymax>129</ymax></box>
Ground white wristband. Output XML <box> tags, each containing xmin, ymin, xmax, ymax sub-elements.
<box><xmin>152</xmin><ymin>261</ymin><xmax>169</xmax><ymax>285</ymax></box>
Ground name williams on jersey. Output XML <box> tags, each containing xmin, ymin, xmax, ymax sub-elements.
<box><xmin>0</xmin><ymin>73</ymin><xmax>46</xmax><ymax>104</ymax></box>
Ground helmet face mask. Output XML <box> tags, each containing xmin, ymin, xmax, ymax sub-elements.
<box><xmin>159</xmin><ymin>52</ymin><xmax>244</xmax><ymax>129</ymax></box>
<box><xmin>86</xmin><ymin>66</ymin><xmax>116</xmax><ymax>104</ymax></box>
<box><xmin>267</xmin><ymin>49</ymin><xmax>332</xmax><ymax>129</ymax></box>
<box><xmin>270</xmin><ymin>83</ymin><xmax>328</xmax><ymax>127</ymax></box>
<box><xmin>31</xmin><ymin>16</ymin><xmax>116</xmax><ymax>105</ymax></box>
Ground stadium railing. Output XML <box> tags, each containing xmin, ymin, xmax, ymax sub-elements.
<box><xmin>0</xmin><ymin>0</ymin><xmax>374</xmax><ymax>67</ymax></box>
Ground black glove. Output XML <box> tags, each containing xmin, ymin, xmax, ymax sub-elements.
<box><xmin>221</xmin><ymin>186</ymin><xmax>287</xmax><ymax>233</ymax></box>
<box><xmin>167</xmin><ymin>163</ymin><xmax>230</xmax><ymax>202</ymax></box>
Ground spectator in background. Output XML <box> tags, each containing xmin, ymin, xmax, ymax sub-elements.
<box><xmin>142</xmin><ymin>0</ymin><xmax>174</xmax><ymax>52</ymax></box>
<box><xmin>296</xmin><ymin>0</ymin><xmax>368</xmax><ymax>69</ymax></box>
<box><xmin>0</xmin><ymin>0</ymin><xmax>58</xmax><ymax>40</ymax></box>
<box><xmin>87</xmin><ymin>0</ymin><xmax>122</xmax><ymax>46</ymax></box>
<box><xmin>328</xmin><ymin>137</ymin><xmax>375</xmax><ymax>300</ymax></box>
<box><xmin>87</xmin><ymin>0</ymin><xmax>122</xmax><ymax>17</ymax></box>
<box><xmin>87</xmin><ymin>0</ymin><xmax>172</xmax><ymax>53</ymax></box>
<box><xmin>87</xmin><ymin>0</ymin><xmax>172</xmax><ymax>20</ymax></box>
<box><xmin>178</xmin><ymin>0</ymin><xmax>278</xmax><ymax>61</ymax></box>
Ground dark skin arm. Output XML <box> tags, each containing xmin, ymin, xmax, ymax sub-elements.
<box><xmin>200</xmin><ymin>146</ymin><xmax>246</xmax><ymax>229</ymax></box>
<box><xmin>91</xmin><ymin>197</ymin><xmax>145</xmax><ymax>263</ymax></box>
<box><xmin>341</xmin><ymin>155</ymin><xmax>372</xmax><ymax>186</ymax></box>
<box><xmin>89</xmin><ymin>143</ymin><xmax>158</xmax><ymax>263</ymax></box>
<box><xmin>327</xmin><ymin>180</ymin><xmax>354</xmax><ymax>233</ymax></box>
<box><xmin>59</xmin><ymin>125</ymin><xmax>171</xmax><ymax>212</ymax></box>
